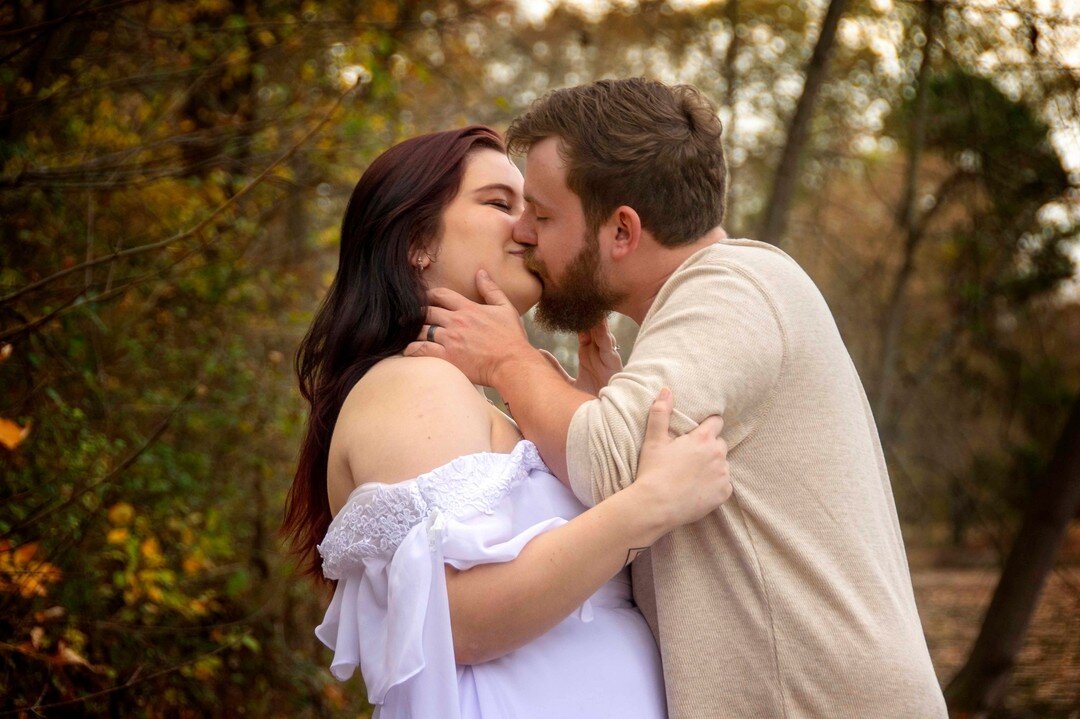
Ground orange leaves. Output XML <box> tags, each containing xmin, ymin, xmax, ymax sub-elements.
<box><xmin>1</xmin><ymin>344</ymin><xmax>31</xmax><ymax>451</ymax></box>
<box><xmin>0</xmin><ymin>540</ymin><xmax>62</xmax><ymax>599</ymax></box>
<box><xmin>0</xmin><ymin>417</ymin><xmax>31</xmax><ymax>450</ymax></box>
<box><xmin>107</xmin><ymin>502</ymin><xmax>134</xmax><ymax>526</ymax></box>
<box><xmin>140</xmin><ymin>537</ymin><xmax>164</xmax><ymax>567</ymax></box>
<box><xmin>102</xmin><ymin>510</ymin><xmax>221</xmax><ymax>620</ymax></box>
<box><xmin>367</xmin><ymin>0</ymin><xmax>399</xmax><ymax>25</ymax></box>
<box><xmin>322</xmin><ymin>682</ymin><xmax>347</xmax><ymax>710</ymax></box>
<box><xmin>181</xmin><ymin>554</ymin><xmax>204</xmax><ymax>575</ymax></box>
<box><xmin>11</xmin><ymin>625</ymin><xmax>102</xmax><ymax>673</ymax></box>
<box><xmin>106</xmin><ymin>527</ymin><xmax>129</xmax><ymax>545</ymax></box>
<box><xmin>255</xmin><ymin>29</ymin><xmax>275</xmax><ymax>48</ymax></box>
<box><xmin>106</xmin><ymin>502</ymin><xmax>135</xmax><ymax>545</ymax></box>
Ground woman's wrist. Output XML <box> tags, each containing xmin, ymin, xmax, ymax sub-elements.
<box><xmin>606</xmin><ymin>480</ymin><xmax>668</xmax><ymax>550</ymax></box>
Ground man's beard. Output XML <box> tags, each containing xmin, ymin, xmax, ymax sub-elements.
<box><xmin>525</xmin><ymin>232</ymin><xmax>625</xmax><ymax>334</ymax></box>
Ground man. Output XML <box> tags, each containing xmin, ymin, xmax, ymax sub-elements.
<box><xmin>407</xmin><ymin>78</ymin><xmax>947</xmax><ymax>718</ymax></box>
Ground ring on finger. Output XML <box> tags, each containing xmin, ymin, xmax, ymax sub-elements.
<box><xmin>427</xmin><ymin>324</ymin><xmax>438</xmax><ymax>343</ymax></box>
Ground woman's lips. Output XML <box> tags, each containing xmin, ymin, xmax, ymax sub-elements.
<box><xmin>509</xmin><ymin>250</ymin><xmax>543</xmax><ymax>282</ymax></box>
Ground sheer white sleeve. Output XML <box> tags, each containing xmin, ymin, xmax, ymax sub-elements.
<box><xmin>314</xmin><ymin>440</ymin><xmax>594</xmax><ymax>717</ymax></box>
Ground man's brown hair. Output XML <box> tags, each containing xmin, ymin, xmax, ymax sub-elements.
<box><xmin>506</xmin><ymin>77</ymin><xmax>727</xmax><ymax>247</ymax></box>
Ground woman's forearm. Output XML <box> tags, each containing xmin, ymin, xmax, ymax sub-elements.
<box><xmin>445</xmin><ymin>482</ymin><xmax>662</xmax><ymax>665</ymax></box>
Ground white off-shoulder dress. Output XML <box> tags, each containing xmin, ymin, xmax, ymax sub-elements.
<box><xmin>315</xmin><ymin>439</ymin><xmax>667</xmax><ymax>718</ymax></box>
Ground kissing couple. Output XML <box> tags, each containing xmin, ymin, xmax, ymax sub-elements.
<box><xmin>283</xmin><ymin>77</ymin><xmax>948</xmax><ymax>718</ymax></box>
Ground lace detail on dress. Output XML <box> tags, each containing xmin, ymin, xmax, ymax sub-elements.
<box><xmin>317</xmin><ymin>440</ymin><xmax>544</xmax><ymax>579</ymax></box>
<box><xmin>320</xmin><ymin>483</ymin><xmax>429</xmax><ymax>576</ymax></box>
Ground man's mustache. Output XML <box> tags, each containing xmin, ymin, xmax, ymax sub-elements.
<box><xmin>523</xmin><ymin>251</ymin><xmax>545</xmax><ymax>279</ymax></box>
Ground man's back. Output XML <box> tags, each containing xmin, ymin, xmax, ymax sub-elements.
<box><xmin>566</xmin><ymin>239</ymin><xmax>947</xmax><ymax>718</ymax></box>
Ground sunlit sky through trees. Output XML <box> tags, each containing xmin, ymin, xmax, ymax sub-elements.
<box><xmin>502</xmin><ymin>0</ymin><xmax>1080</xmax><ymax>284</ymax></box>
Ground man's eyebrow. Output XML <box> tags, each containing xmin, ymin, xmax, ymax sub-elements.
<box><xmin>472</xmin><ymin>183</ymin><xmax>517</xmax><ymax>195</ymax></box>
<box><xmin>523</xmin><ymin>193</ymin><xmax>547</xmax><ymax>208</ymax></box>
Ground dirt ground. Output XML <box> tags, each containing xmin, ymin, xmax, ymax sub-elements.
<box><xmin>908</xmin><ymin>525</ymin><xmax>1080</xmax><ymax>718</ymax></box>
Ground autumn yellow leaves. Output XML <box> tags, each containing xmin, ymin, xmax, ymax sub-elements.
<box><xmin>0</xmin><ymin>343</ymin><xmax>32</xmax><ymax>451</ymax></box>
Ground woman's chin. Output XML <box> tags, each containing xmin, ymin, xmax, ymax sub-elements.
<box><xmin>476</xmin><ymin>263</ymin><xmax>540</xmax><ymax>316</ymax></box>
<box><xmin>502</xmin><ymin>274</ymin><xmax>542</xmax><ymax>317</ymax></box>
<box><xmin>510</xmin><ymin>290</ymin><xmax>542</xmax><ymax>317</ymax></box>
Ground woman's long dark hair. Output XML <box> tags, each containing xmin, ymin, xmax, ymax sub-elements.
<box><xmin>281</xmin><ymin>126</ymin><xmax>506</xmax><ymax>584</ymax></box>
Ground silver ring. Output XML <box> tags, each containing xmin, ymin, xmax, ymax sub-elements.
<box><xmin>426</xmin><ymin>324</ymin><xmax>438</xmax><ymax>343</ymax></box>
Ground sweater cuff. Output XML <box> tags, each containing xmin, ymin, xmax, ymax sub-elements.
<box><xmin>566</xmin><ymin>400</ymin><xmax>598</xmax><ymax>508</ymax></box>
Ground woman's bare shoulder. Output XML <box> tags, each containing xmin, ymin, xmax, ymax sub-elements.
<box><xmin>330</xmin><ymin>356</ymin><xmax>494</xmax><ymax>489</ymax></box>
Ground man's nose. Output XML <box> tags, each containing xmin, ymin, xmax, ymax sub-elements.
<box><xmin>512</xmin><ymin>216</ymin><xmax>537</xmax><ymax>247</ymax></box>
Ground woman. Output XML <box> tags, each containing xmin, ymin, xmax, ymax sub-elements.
<box><xmin>281</xmin><ymin>126</ymin><xmax>732</xmax><ymax>718</ymax></box>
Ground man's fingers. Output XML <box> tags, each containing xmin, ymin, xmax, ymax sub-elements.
<box><xmin>416</xmin><ymin>324</ymin><xmax>444</xmax><ymax>344</ymax></box>
<box><xmin>538</xmin><ymin>349</ymin><xmax>574</xmax><ymax>383</ymax></box>
<box><xmin>424</xmin><ymin>305</ymin><xmax>453</xmax><ymax>328</ymax></box>
<box><xmin>644</xmin><ymin>388</ymin><xmax>674</xmax><ymax>444</ymax></box>
<box><xmin>426</xmin><ymin>286</ymin><xmax>472</xmax><ymax>310</ymax></box>
<box><xmin>404</xmin><ymin>341</ymin><xmax>446</xmax><ymax>359</ymax></box>
<box><xmin>476</xmin><ymin>269</ymin><xmax>512</xmax><ymax>307</ymax></box>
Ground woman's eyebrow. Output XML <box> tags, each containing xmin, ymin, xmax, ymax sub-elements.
<box><xmin>472</xmin><ymin>182</ymin><xmax>517</xmax><ymax>195</ymax></box>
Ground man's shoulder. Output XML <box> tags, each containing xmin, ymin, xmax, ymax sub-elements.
<box><xmin>699</xmin><ymin>238</ymin><xmax>802</xmax><ymax>274</ymax></box>
<box><xmin>636</xmin><ymin>242</ymin><xmax>782</xmax><ymax>338</ymax></box>
<box><xmin>666</xmin><ymin>238</ymin><xmax>815</xmax><ymax>300</ymax></box>
<box><xmin>654</xmin><ymin>239</ymin><xmax>796</xmax><ymax>300</ymax></box>
<box><xmin>638</xmin><ymin>237</ymin><xmax>827</xmax><ymax>342</ymax></box>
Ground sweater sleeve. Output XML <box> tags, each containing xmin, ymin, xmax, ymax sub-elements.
<box><xmin>566</xmin><ymin>258</ymin><xmax>786</xmax><ymax>507</ymax></box>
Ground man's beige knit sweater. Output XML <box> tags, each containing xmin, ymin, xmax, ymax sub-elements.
<box><xmin>566</xmin><ymin>239</ymin><xmax>947</xmax><ymax>718</ymax></box>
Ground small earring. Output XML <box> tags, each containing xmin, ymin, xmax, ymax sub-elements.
<box><xmin>416</xmin><ymin>257</ymin><xmax>425</xmax><ymax>271</ymax></box>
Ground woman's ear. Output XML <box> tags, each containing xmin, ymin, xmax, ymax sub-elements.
<box><xmin>410</xmin><ymin>245</ymin><xmax>434</xmax><ymax>271</ymax></box>
<box><xmin>607</xmin><ymin>206</ymin><xmax>642</xmax><ymax>261</ymax></box>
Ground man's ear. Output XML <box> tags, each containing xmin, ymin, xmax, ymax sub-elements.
<box><xmin>606</xmin><ymin>206</ymin><xmax>642</xmax><ymax>261</ymax></box>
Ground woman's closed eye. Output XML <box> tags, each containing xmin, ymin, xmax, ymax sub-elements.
<box><xmin>486</xmin><ymin>199</ymin><xmax>512</xmax><ymax>212</ymax></box>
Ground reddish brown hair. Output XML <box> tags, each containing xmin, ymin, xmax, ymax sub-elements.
<box><xmin>506</xmin><ymin>77</ymin><xmax>727</xmax><ymax>246</ymax></box>
<box><xmin>280</xmin><ymin>126</ymin><xmax>505</xmax><ymax>584</ymax></box>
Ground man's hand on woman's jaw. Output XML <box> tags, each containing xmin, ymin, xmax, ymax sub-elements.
<box><xmin>405</xmin><ymin>269</ymin><xmax>538</xmax><ymax>387</ymax></box>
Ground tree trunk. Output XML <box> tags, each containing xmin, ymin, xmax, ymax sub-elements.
<box><xmin>874</xmin><ymin>0</ymin><xmax>938</xmax><ymax>438</ymax></box>
<box><xmin>757</xmin><ymin>0</ymin><xmax>849</xmax><ymax>247</ymax></box>
<box><xmin>944</xmin><ymin>395</ymin><xmax>1080</xmax><ymax>716</ymax></box>
<box><xmin>721</xmin><ymin>0</ymin><xmax>740</xmax><ymax>233</ymax></box>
